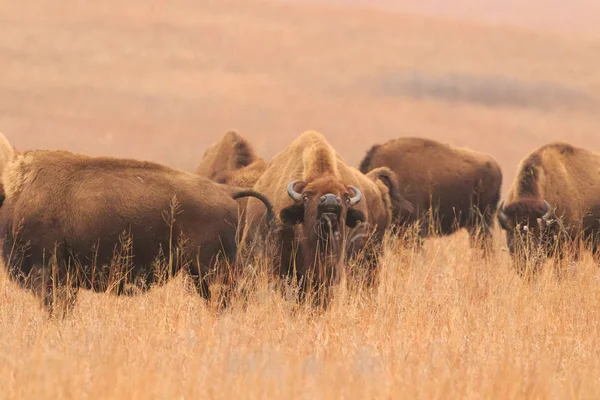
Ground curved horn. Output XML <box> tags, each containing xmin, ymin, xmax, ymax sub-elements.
<box><xmin>287</xmin><ymin>180</ymin><xmax>304</xmax><ymax>202</ymax></box>
<box><xmin>497</xmin><ymin>200</ymin><xmax>508</xmax><ymax>225</ymax></box>
<box><xmin>542</xmin><ymin>200</ymin><xmax>553</xmax><ymax>221</ymax></box>
<box><xmin>347</xmin><ymin>186</ymin><xmax>362</xmax><ymax>206</ymax></box>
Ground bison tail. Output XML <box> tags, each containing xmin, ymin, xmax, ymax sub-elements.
<box><xmin>231</xmin><ymin>190</ymin><xmax>275</xmax><ymax>225</ymax></box>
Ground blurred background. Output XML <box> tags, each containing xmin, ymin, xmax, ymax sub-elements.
<box><xmin>2</xmin><ymin>0</ymin><xmax>599</xmax><ymax>193</ymax></box>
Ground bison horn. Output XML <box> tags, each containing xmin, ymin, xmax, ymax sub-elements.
<box><xmin>347</xmin><ymin>186</ymin><xmax>362</xmax><ymax>206</ymax></box>
<box><xmin>542</xmin><ymin>200</ymin><xmax>553</xmax><ymax>221</ymax></box>
<box><xmin>287</xmin><ymin>180</ymin><xmax>304</xmax><ymax>202</ymax></box>
<box><xmin>497</xmin><ymin>200</ymin><xmax>508</xmax><ymax>225</ymax></box>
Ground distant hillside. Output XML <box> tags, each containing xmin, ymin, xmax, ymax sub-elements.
<box><xmin>293</xmin><ymin>0</ymin><xmax>600</xmax><ymax>37</ymax></box>
<box><xmin>1</xmin><ymin>0</ymin><xmax>600</xmax><ymax>193</ymax></box>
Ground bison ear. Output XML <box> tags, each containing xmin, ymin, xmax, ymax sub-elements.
<box><xmin>368</xmin><ymin>167</ymin><xmax>397</xmax><ymax>192</ymax></box>
<box><xmin>280</xmin><ymin>204</ymin><xmax>304</xmax><ymax>225</ymax></box>
<box><xmin>368</xmin><ymin>167</ymin><xmax>414</xmax><ymax>215</ymax></box>
<box><xmin>497</xmin><ymin>217</ymin><xmax>510</xmax><ymax>232</ymax></box>
<box><xmin>346</xmin><ymin>209</ymin><xmax>366</xmax><ymax>228</ymax></box>
<box><xmin>497</xmin><ymin>204</ymin><xmax>510</xmax><ymax>231</ymax></box>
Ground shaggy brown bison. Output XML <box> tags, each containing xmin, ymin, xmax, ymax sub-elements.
<box><xmin>243</xmin><ymin>131</ymin><xmax>410</xmax><ymax>294</ymax></box>
<box><xmin>359</xmin><ymin>137</ymin><xmax>502</xmax><ymax>249</ymax></box>
<box><xmin>0</xmin><ymin>150</ymin><xmax>274</xmax><ymax>314</ymax></box>
<box><xmin>497</xmin><ymin>142</ymin><xmax>600</xmax><ymax>274</ymax></box>
<box><xmin>196</xmin><ymin>130</ymin><xmax>266</xmax><ymax>188</ymax></box>
<box><xmin>196</xmin><ymin>130</ymin><xmax>267</xmax><ymax>238</ymax></box>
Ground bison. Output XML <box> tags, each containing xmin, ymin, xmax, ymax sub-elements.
<box><xmin>497</xmin><ymin>142</ymin><xmax>600</xmax><ymax>274</ymax></box>
<box><xmin>359</xmin><ymin>137</ymin><xmax>503</xmax><ymax>250</ymax></box>
<box><xmin>242</xmin><ymin>131</ymin><xmax>410</xmax><ymax>295</ymax></box>
<box><xmin>196</xmin><ymin>130</ymin><xmax>266</xmax><ymax>188</ymax></box>
<box><xmin>196</xmin><ymin>130</ymin><xmax>267</xmax><ymax>238</ymax></box>
<box><xmin>0</xmin><ymin>150</ymin><xmax>274</xmax><ymax>314</ymax></box>
<box><xmin>0</xmin><ymin>132</ymin><xmax>15</xmax><ymax>201</ymax></box>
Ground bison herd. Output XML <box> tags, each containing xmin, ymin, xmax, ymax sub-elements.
<box><xmin>0</xmin><ymin>130</ymin><xmax>599</xmax><ymax>314</ymax></box>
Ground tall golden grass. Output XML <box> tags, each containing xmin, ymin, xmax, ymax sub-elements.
<box><xmin>1</xmin><ymin>226</ymin><xmax>599</xmax><ymax>399</ymax></box>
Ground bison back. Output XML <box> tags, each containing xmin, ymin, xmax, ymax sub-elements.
<box><xmin>0</xmin><ymin>162</ymin><xmax>239</xmax><ymax>289</ymax></box>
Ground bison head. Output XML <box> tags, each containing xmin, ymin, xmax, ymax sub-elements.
<box><xmin>497</xmin><ymin>198</ymin><xmax>558</xmax><ymax>272</ymax></box>
<box><xmin>280</xmin><ymin>177</ymin><xmax>365</xmax><ymax>282</ymax></box>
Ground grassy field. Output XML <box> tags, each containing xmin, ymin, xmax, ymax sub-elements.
<box><xmin>2</xmin><ymin>232</ymin><xmax>600</xmax><ymax>398</ymax></box>
<box><xmin>2</xmin><ymin>0</ymin><xmax>600</xmax><ymax>398</ymax></box>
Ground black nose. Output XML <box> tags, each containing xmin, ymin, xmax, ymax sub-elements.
<box><xmin>319</xmin><ymin>194</ymin><xmax>342</xmax><ymax>213</ymax></box>
<box><xmin>319</xmin><ymin>194</ymin><xmax>341</xmax><ymax>205</ymax></box>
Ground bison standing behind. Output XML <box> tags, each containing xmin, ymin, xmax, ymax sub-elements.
<box><xmin>196</xmin><ymin>130</ymin><xmax>267</xmax><ymax>189</ymax></box>
<box><xmin>196</xmin><ymin>131</ymin><xmax>267</xmax><ymax>238</ymax></box>
<box><xmin>359</xmin><ymin>137</ymin><xmax>502</xmax><ymax>250</ymax></box>
<box><xmin>497</xmin><ymin>142</ymin><xmax>600</xmax><ymax>274</ymax></box>
<box><xmin>0</xmin><ymin>150</ymin><xmax>273</xmax><ymax>314</ymax></box>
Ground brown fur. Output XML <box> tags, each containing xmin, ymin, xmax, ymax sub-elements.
<box><xmin>196</xmin><ymin>131</ymin><xmax>268</xmax><ymax>239</ymax></box>
<box><xmin>359</xmin><ymin>137</ymin><xmax>502</xmax><ymax>249</ymax></box>
<box><xmin>0</xmin><ymin>132</ymin><xmax>15</xmax><ymax>202</ymax></box>
<box><xmin>498</xmin><ymin>142</ymin><xmax>600</xmax><ymax>268</ymax></box>
<box><xmin>345</xmin><ymin>166</ymin><xmax>413</xmax><ymax>277</ymax></box>
<box><xmin>0</xmin><ymin>150</ymin><xmax>273</xmax><ymax>314</ymax></box>
<box><xmin>243</xmin><ymin>131</ymin><xmax>411</xmax><ymax>291</ymax></box>
<box><xmin>351</xmin><ymin>167</ymin><xmax>413</xmax><ymax>244</ymax></box>
<box><xmin>196</xmin><ymin>130</ymin><xmax>267</xmax><ymax>188</ymax></box>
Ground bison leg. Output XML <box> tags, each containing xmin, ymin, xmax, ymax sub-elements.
<box><xmin>592</xmin><ymin>240</ymin><xmax>600</xmax><ymax>265</ymax></box>
<box><xmin>467</xmin><ymin>225</ymin><xmax>493</xmax><ymax>256</ymax></box>
<box><xmin>189</xmin><ymin>263</ymin><xmax>231</xmax><ymax>311</ymax></box>
<box><xmin>29</xmin><ymin>264</ymin><xmax>78</xmax><ymax>317</ymax></box>
<box><xmin>190</xmin><ymin>271</ymin><xmax>210</xmax><ymax>299</ymax></box>
<box><xmin>411</xmin><ymin>219</ymin><xmax>428</xmax><ymax>250</ymax></box>
<box><xmin>359</xmin><ymin>247</ymin><xmax>381</xmax><ymax>287</ymax></box>
<box><xmin>297</xmin><ymin>272</ymin><xmax>333</xmax><ymax>310</ymax></box>
<box><xmin>346</xmin><ymin>228</ymin><xmax>384</xmax><ymax>288</ymax></box>
<box><xmin>388</xmin><ymin>220</ymin><xmax>424</xmax><ymax>252</ymax></box>
<box><xmin>467</xmin><ymin>205</ymin><xmax>496</xmax><ymax>257</ymax></box>
<box><xmin>345</xmin><ymin>223</ymin><xmax>377</xmax><ymax>285</ymax></box>
<box><xmin>49</xmin><ymin>286</ymin><xmax>78</xmax><ymax>318</ymax></box>
<box><xmin>190</xmin><ymin>243</ymin><xmax>237</xmax><ymax>309</ymax></box>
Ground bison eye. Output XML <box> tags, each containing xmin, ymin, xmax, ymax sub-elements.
<box><xmin>303</xmin><ymin>195</ymin><xmax>309</xmax><ymax>203</ymax></box>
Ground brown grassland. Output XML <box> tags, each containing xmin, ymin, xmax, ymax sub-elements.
<box><xmin>2</xmin><ymin>0</ymin><xmax>600</xmax><ymax>398</ymax></box>
<box><xmin>3</xmin><ymin>231</ymin><xmax>600</xmax><ymax>398</ymax></box>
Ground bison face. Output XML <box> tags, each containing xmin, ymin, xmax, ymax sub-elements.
<box><xmin>280</xmin><ymin>177</ymin><xmax>366</xmax><ymax>269</ymax></box>
<box><xmin>497</xmin><ymin>199</ymin><xmax>558</xmax><ymax>271</ymax></box>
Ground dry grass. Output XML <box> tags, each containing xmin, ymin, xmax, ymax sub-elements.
<box><xmin>1</xmin><ymin>229</ymin><xmax>600</xmax><ymax>399</ymax></box>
